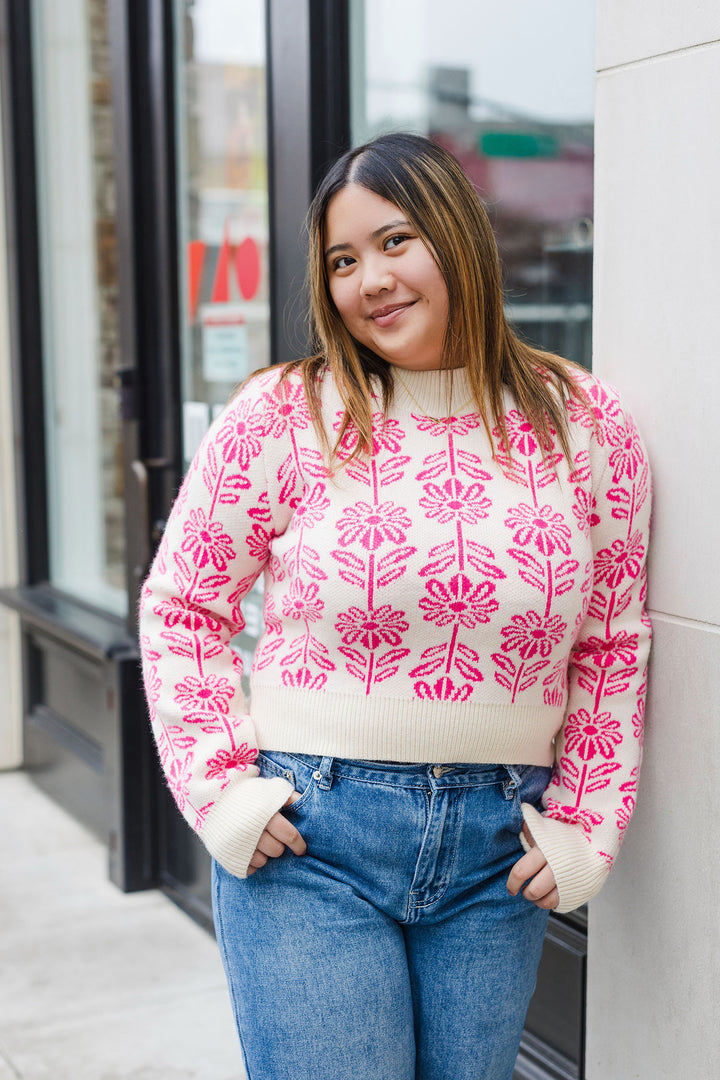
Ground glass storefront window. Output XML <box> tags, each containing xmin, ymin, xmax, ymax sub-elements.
<box><xmin>175</xmin><ymin>0</ymin><xmax>271</xmax><ymax>465</ymax></box>
<box><xmin>174</xmin><ymin>0</ymin><xmax>271</xmax><ymax>656</ymax></box>
<box><xmin>350</xmin><ymin>0</ymin><xmax>595</xmax><ymax>368</ymax></box>
<box><xmin>31</xmin><ymin>0</ymin><xmax>127</xmax><ymax>615</ymax></box>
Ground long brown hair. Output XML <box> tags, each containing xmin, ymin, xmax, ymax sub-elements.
<box><xmin>281</xmin><ymin>132</ymin><xmax>588</xmax><ymax>466</ymax></box>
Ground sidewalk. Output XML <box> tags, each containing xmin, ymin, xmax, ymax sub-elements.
<box><xmin>0</xmin><ymin>769</ymin><xmax>245</xmax><ymax>1079</ymax></box>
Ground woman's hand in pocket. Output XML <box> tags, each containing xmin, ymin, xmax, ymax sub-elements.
<box><xmin>506</xmin><ymin>823</ymin><xmax>559</xmax><ymax>910</ymax></box>
<box><xmin>246</xmin><ymin>792</ymin><xmax>307</xmax><ymax>876</ymax></box>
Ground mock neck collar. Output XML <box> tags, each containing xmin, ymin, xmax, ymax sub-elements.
<box><xmin>389</xmin><ymin>365</ymin><xmax>474</xmax><ymax>418</ymax></box>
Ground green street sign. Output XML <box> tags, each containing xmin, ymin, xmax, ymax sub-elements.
<box><xmin>479</xmin><ymin>131</ymin><xmax>559</xmax><ymax>158</ymax></box>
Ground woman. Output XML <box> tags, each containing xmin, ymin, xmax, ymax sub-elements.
<box><xmin>140</xmin><ymin>133</ymin><xmax>651</xmax><ymax>1079</ymax></box>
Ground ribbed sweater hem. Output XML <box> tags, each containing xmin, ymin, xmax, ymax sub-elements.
<box><xmin>521</xmin><ymin>803</ymin><xmax>610</xmax><ymax>913</ymax></box>
<box><xmin>249</xmin><ymin>686</ymin><xmax>561</xmax><ymax>766</ymax></box>
<box><xmin>201</xmin><ymin>774</ymin><xmax>294</xmax><ymax>878</ymax></box>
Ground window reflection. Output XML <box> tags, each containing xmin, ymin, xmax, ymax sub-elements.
<box><xmin>32</xmin><ymin>0</ymin><xmax>126</xmax><ymax>613</ymax></box>
<box><xmin>351</xmin><ymin>0</ymin><xmax>594</xmax><ymax>368</ymax></box>
<box><xmin>176</xmin><ymin>0</ymin><xmax>270</xmax><ymax>463</ymax></box>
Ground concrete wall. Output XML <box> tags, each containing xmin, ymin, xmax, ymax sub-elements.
<box><xmin>0</xmin><ymin>76</ymin><xmax>23</xmax><ymax>770</ymax></box>
<box><xmin>588</xmin><ymin>3</ymin><xmax>720</xmax><ymax>1075</ymax></box>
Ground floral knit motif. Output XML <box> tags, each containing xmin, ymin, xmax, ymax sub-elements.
<box><xmin>139</xmin><ymin>364</ymin><xmax>651</xmax><ymax>913</ymax></box>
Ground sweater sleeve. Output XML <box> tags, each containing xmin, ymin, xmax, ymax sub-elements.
<box><xmin>521</xmin><ymin>387</ymin><xmax>652</xmax><ymax>912</ymax></box>
<box><xmin>138</xmin><ymin>369</ymin><xmax>304</xmax><ymax>878</ymax></box>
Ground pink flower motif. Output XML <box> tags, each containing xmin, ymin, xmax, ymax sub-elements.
<box><xmin>573</xmin><ymin>631</ymin><xmax>639</xmax><ymax>669</ymax></box>
<box><xmin>153</xmin><ymin>596</ymin><xmax>220</xmax><ymax>632</ymax></box>
<box><xmin>282</xmin><ymin>578</ymin><xmax>323</xmax><ymax>622</ymax></box>
<box><xmin>505</xmin><ymin>503</ymin><xmax>572</xmax><ymax>556</ymax></box>
<box><xmin>246</xmin><ymin>522</ymin><xmax>274</xmax><ymax>562</ymax></box>
<box><xmin>291</xmin><ymin>483</ymin><xmax>330</xmax><ymax>530</ymax></box>
<box><xmin>260</xmin><ymin>381</ymin><xmax>311</xmax><ymax>437</ymax></box>
<box><xmin>334</xmin><ymin>412</ymin><xmax>405</xmax><ymax>455</ymax></box>
<box><xmin>415</xmin><ymin>413</ymin><xmax>480</xmax><ymax>437</ymax></box>
<box><xmin>414</xmin><ymin>676</ymin><xmax>473</xmax><ymax>702</ymax></box>
<box><xmin>174</xmin><ymin>674</ymin><xmax>235</xmax><ymax>719</ymax></box>
<box><xmin>567</xmin><ymin>382</ymin><xmax>623</xmax><ymax>445</ymax></box>
<box><xmin>594</xmin><ymin>530</ymin><xmax>645</xmax><ymax>589</ymax></box>
<box><xmin>181</xmin><ymin>509</ymin><xmax>236</xmax><ymax>571</ymax></box>
<box><xmin>336</xmin><ymin>501</ymin><xmax>411</xmax><ymax>551</ymax></box>
<box><xmin>572</xmin><ymin>487</ymin><xmax>600</xmax><ymax>534</ymax></box>
<box><xmin>281</xmin><ymin>667</ymin><xmax>328</xmax><ymax>690</ymax></box>
<box><xmin>500</xmin><ymin>411</ymin><xmax>555</xmax><ymax>457</ymax></box>
<box><xmin>335</xmin><ymin>605</ymin><xmax>409</xmax><ymax>651</ymax></box>
<box><xmin>564</xmin><ymin>708</ymin><xmax>622</xmax><ymax>761</ymax></box>
<box><xmin>167</xmin><ymin>752</ymin><xmax>193</xmax><ymax>812</ymax></box>
<box><xmin>501</xmin><ymin>612</ymin><xmax>567</xmax><ymax>659</ymax></box>
<box><xmin>205</xmin><ymin>743</ymin><xmax>258</xmax><ymax>783</ymax></box>
<box><xmin>217</xmin><ymin>398</ymin><xmax>267</xmax><ymax>467</ymax></box>
<box><xmin>607</xmin><ymin>417</ymin><xmax>644</xmax><ymax>483</ymax></box>
<box><xmin>419</xmin><ymin>574</ymin><xmax>498</xmax><ymax>629</ymax></box>
<box><xmin>419</xmin><ymin>478</ymin><xmax>491</xmax><ymax>525</ymax></box>
<box><xmin>545</xmin><ymin>798</ymin><xmax>604</xmax><ymax>835</ymax></box>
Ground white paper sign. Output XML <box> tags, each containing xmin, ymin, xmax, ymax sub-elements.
<box><xmin>201</xmin><ymin>305</ymin><xmax>249</xmax><ymax>382</ymax></box>
<box><xmin>182</xmin><ymin>400</ymin><xmax>210</xmax><ymax>462</ymax></box>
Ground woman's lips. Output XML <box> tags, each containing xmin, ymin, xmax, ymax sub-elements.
<box><xmin>369</xmin><ymin>301</ymin><xmax>416</xmax><ymax>328</ymax></box>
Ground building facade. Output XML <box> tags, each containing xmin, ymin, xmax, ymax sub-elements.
<box><xmin>1</xmin><ymin>2</ymin><xmax>717</xmax><ymax>1077</ymax></box>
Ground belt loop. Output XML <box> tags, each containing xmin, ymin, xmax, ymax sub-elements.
<box><xmin>316</xmin><ymin>756</ymin><xmax>334</xmax><ymax>791</ymax></box>
<box><xmin>502</xmin><ymin>764</ymin><xmax>521</xmax><ymax>800</ymax></box>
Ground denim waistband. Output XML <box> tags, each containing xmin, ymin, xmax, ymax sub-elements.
<box><xmin>259</xmin><ymin>750</ymin><xmax>523</xmax><ymax>790</ymax></box>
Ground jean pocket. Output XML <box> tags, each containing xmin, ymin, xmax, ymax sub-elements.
<box><xmin>514</xmin><ymin>764</ymin><xmax>553</xmax><ymax>812</ymax></box>
<box><xmin>256</xmin><ymin>751</ymin><xmax>320</xmax><ymax>814</ymax></box>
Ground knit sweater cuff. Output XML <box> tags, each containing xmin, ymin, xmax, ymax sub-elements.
<box><xmin>520</xmin><ymin>803</ymin><xmax>610</xmax><ymax>913</ymax></box>
<box><xmin>200</xmin><ymin>774</ymin><xmax>295</xmax><ymax>879</ymax></box>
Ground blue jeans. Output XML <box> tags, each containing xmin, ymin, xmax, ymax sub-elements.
<box><xmin>212</xmin><ymin>754</ymin><xmax>552</xmax><ymax>1080</ymax></box>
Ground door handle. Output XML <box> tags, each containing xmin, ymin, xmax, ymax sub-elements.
<box><xmin>129</xmin><ymin>459</ymin><xmax>151</xmax><ymax>586</ymax></box>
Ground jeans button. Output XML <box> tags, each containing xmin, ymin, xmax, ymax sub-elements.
<box><xmin>312</xmin><ymin>770</ymin><xmax>322</xmax><ymax>780</ymax></box>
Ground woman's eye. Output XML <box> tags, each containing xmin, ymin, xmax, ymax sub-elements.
<box><xmin>384</xmin><ymin>234</ymin><xmax>410</xmax><ymax>250</ymax></box>
<box><xmin>333</xmin><ymin>255</ymin><xmax>355</xmax><ymax>271</ymax></box>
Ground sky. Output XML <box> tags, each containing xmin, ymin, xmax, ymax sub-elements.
<box><xmin>360</xmin><ymin>0</ymin><xmax>596</xmax><ymax>124</ymax></box>
<box><xmin>190</xmin><ymin>0</ymin><xmax>596</xmax><ymax>124</ymax></box>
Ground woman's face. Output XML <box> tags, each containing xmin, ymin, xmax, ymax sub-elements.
<box><xmin>323</xmin><ymin>184</ymin><xmax>450</xmax><ymax>371</ymax></box>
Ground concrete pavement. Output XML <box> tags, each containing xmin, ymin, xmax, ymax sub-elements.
<box><xmin>0</xmin><ymin>769</ymin><xmax>244</xmax><ymax>1079</ymax></box>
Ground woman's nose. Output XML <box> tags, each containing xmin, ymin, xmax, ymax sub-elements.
<box><xmin>360</xmin><ymin>257</ymin><xmax>394</xmax><ymax>296</ymax></box>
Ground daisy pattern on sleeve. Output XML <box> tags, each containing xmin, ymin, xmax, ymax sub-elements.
<box><xmin>519</xmin><ymin>375</ymin><xmax>651</xmax><ymax>911</ymax></box>
<box><xmin>139</xmin><ymin>368</ymin><xmax>307</xmax><ymax>879</ymax></box>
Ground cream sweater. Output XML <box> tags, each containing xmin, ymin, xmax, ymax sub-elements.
<box><xmin>139</xmin><ymin>364</ymin><xmax>651</xmax><ymax>913</ymax></box>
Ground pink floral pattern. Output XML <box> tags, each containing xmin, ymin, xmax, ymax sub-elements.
<box><xmin>594</xmin><ymin>532</ymin><xmax>645</xmax><ymax>589</ymax></box>
<box><xmin>501</xmin><ymin>612</ymin><xmax>567</xmax><ymax>660</ymax></box>
<box><xmin>331</xmin><ymin>419</ymin><xmax>414</xmax><ymax>692</ymax></box>
<box><xmin>419</xmin><ymin>477</ymin><xmax>491</xmax><ymax>524</ymax></box>
<box><xmin>206</xmin><ymin>743</ymin><xmax>258</xmax><ymax>784</ymax></box>
<box><xmin>181</xmin><ymin>510</ymin><xmax>236</xmax><ymax>571</ymax></box>
<box><xmin>217</xmin><ymin>398</ymin><xmax>267</xmax><ymax>468</ymax></box>
<box><xmin>563</xmin><ymin>708</ymin><xmax>623</xmax><ymax>761</ymax></box>
<box><xmin>336</xmin><ymin>605</ymin><xmax>409</xmax><ymax>651</ymax></box>
<box><xmin>282</xmin><ymin>579</ymin><xmax>323</xmax><ymax>622</ymax></box>
<box><xmin>420</xmin><ymin>575</ymin><xmax>498</xmax><ymax>629</ymax></box>
<box><xmin>139</xmin><ymin>365</ymin><xmax>650</xmax><ymax>902</ymax></box>
<box><xmin>504</xmin><ymin>503</ymin><xmax>572</xmax><ymax>556</ymax></box>
<box><xmin>173</xmin><ymin>674</ymin><xmax>234</xmax><ymax>720</ymax></box>
<box><xmin>336</xmin><ymin>501</ymin><xmax>411</xmax><ymax>551</ymax></box>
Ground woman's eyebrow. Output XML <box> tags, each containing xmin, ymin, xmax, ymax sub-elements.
<box><xmin>324</xmin><ymin>219</ymin><xmax>412</xmax><ymax>259</ymax></box>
